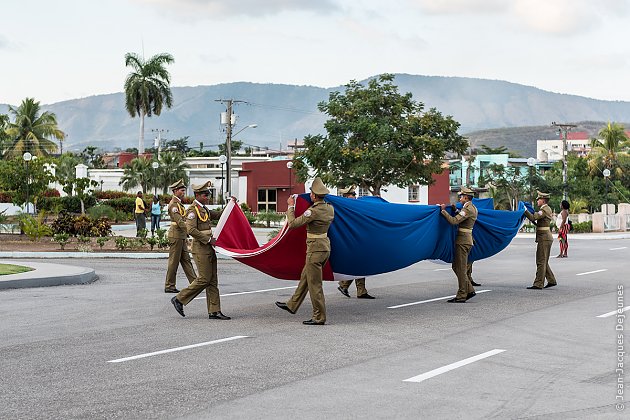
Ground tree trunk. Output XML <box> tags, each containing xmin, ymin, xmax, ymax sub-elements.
<box><xmin>138</xmin><ymin>111</ymin><xmax>145</xmax><ymax>155</ymax></box>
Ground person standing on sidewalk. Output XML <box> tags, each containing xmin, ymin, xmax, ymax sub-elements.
<box><xmin>524</xmin><ymin>191</ymin><xmax>557</xmax><ymax>289</ymax></box>
<box><xmin>556</xmin><ymin>199</ymin><xmax>570</xmax><ymax>258</ymax></box>
<box><xmin>150</xmin><ymin>195</ymin><xmax>162</xmax><ymax>237</ymax></box>
<box><xmin>171</xmin><ymin>181</ymin><xmax>232</xmax><ymax>320</ymax></box>
<box><xmin>439</xmin><ymin>187</ymin><xmax>478</xmax><ymax>303</ymax></box>
<box><xmin>164</xmin><ymin>179</ymin><xmax>196</xmax><ymax>293</ymax></box>
<box><xmin>336</xmin><ymin>186</ymin><xmax>375</xmax><ymax>299</ymax></box>
<box><xmin>275</xmin><ymin>177</ymin><xmax>335</xmax><ymax>325</ymax></box>
<box><xmin>134</xmin><ymin>191</ymin><xmax>147</xmax><ymax>236</ymax></box>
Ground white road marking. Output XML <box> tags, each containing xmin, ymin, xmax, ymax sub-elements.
<box><xmin>597</xmin><ymin>306</ymin><xmax>630</xmax><ymax>318</ymax></box>
<box><xmin>610</xmin><ymin>247</ymin><xmax>627</xmax><ymax>251</ymax></box>
<box><xmin>107</xmin><ymin>336</ymin><xmax>248</xmax><ymax>363</ymax></box>
<box><xmin>433</xmin><ymin>268</ymin><xmax>451</xmax><ymax>271</ymax></box>
<box><xmin>576</xmin><ymin>269</ymin><xmax>608</xmax><ymax>276</ymax></box>
<box><xmin>403</xmin><ymin>349</ymin><xmax>506</xmax><ymax>383</ymax></box>
<box><xmin>194</xmin><ymin>286</ymin><xmax>296</xmax><ymax>300</ymax></box>
<box><xmin>388</xmin><ymin>290</ymin><xmax>491</xmax><ymax>309</ymax></box>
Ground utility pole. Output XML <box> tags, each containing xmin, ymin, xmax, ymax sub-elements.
<box><xmin>151</xmin><ymin>128</ymin><xmax>168</xmax><ymax>160</ymax></box>
<box><xmin>215</xmin><ymin>99</ymin><xmax>247</xmax><ymax>198</ymax></box>
<box><xmin>551</xmin><ymin>122</ymin><xmax>577</xmax><ymax>201</ymax></box>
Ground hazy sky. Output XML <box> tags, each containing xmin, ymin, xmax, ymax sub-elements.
<box><xmin>2</xmin><ymin>0</ymin><xmax>629</xmax><ymax>105</ymax></box>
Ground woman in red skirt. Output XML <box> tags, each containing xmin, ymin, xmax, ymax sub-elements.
<box><xmin>557</xmin><ymin>200</ymin><xmax>570</xmax><ymax>258</ymax></box>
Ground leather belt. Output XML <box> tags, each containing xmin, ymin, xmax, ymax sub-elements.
<box><xmin>537</xmin><ymin>227</ymin><xmax>550</xmax><ymax>231</ymax></box>
<box><xmin>307</xmin><ymin>232</ymin><xmax>328</xmax><ymax>239</ymax></box>
<box><xmin>458</xmin><ymin>228</ymin><xmax>472</xmax><ymax>233</ymax></box>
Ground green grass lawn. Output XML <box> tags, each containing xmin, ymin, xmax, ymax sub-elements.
<box><xmin>0</xmin><ymin>263</ymin><xmax>34</xmax><ymax>276</ymax></box>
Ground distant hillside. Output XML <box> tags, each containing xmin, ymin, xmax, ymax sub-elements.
<box><xmin>2</xmin><ymin>74</ymin><xmax>630</xmax><ymax>152</ymax></box>
<box><xmin>464</xmin><ymin>120</ymin><xmax>630</xmax><ymax>158</ymax></box>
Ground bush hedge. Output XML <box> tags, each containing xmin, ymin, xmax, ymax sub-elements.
<box><xmin>37</xmin><ymin>196</ymin><xmax>97</xmax><ymax>213</ymax></box>
<box><xmin>51</xmin><ymin>212</ymin><xmax>112</xmax><ymax>237</ymax></box>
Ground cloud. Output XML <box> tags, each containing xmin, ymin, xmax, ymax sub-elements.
<box><xmin>411</xmin><ymin>0</ymin><xmax>630</xmax><ymax>36</ymax></box>
<box><xmin>410</xmin><ymin>0</ymin><xmax>508</xmax><ymax>15</ymax></box>
<box><xmin>132</xmin><ymin>0</ymin><xmax>339</xmax><ymax>18</ymax></box>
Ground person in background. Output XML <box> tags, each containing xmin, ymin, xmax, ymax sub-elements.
<box><xmin>336</xmin><ymin>185</ymin><xmax>375</xmax><ymax>299</ymax></box>
<box><xmin>556</xmin><ymin>199</ymin><xmax>570</xmax><ymax>258</ymax></box>
<box><xmin>134</xmin><ymin>191</ymin><xmax>146</xmax><ymax>237</ymax></box>
<box><xmin>151</xmin><ymin>195</ymin><xmax>162</xmax><ymax>237</ymax></box>
<box><xmin>524</xmin><ymin>191</ymin><xmax>557</xmax><ymax>289</ymax></box>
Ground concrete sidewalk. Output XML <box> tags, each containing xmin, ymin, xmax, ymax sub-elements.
<box><xmin>0</xmin><ymin>260</ymin><xmax>97</xmax><ymax>290</ymax></box>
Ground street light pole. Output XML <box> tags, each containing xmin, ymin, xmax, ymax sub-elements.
<box><xmin>551</xmin><ymin>122</ymin><xmax>577</xmax><ymax>201</ymax></box>
<box><xmin>286</xmin><ymin>161</ymin><xmax>293</xmax><ymax>196</ymax></box>
<box><xmin>219</xmin><ymin>155</ymin><xmax>227</xmax><ymax>204</ymax></box>
<box><xmin>23</xmin><ymin>152</ymin><xmax>32</xmax><ymax>214</ymax></box>
<box><xmin>603</xmin><ymin>168</ymin><xmax>611</xmax><ymax>215</ymax></box>
<box><xmin>151</xmin><ymin>161</ymin><xmax>159</xmax><ymax>196</ymax></box>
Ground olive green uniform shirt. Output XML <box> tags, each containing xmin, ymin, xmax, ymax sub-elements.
<box><xmin>525</xmin><ymin>204</ymin><xmax>553</xmax><ymax>242</ymax></box>
<box><xmin>440</xmin><ymin>201</ymin><xmax>478</xmax><ymax>245</ymax></box>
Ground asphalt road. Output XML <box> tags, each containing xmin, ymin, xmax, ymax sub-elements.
<box><xmin>1</xmin><ymin>237</ymin><xmax>628</xmax><ymax>419</ymax></box>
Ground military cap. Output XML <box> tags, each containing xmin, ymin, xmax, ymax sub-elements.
<box><xmin>169</xmin><ymin>179</ymin><xmax>186</xmax><ymax>191</ymax></box>
<box><xmin>458</xmin><ymin>186</ymin><xmax>475</xmax><ymax>196</ymax></box>
<box><xmin>310</xmin><ymin>177</ymin><xmax>330</xmax><ymax>195</ymax></box>
<box><xmin>338</xmin><ymin>185</ymin><xmax>356</xmax><ymax>195</ymax></box>
<box><xmin>536</xmin><ymin>191</ymin><xmax>550</xmax><ymax>200</ymax></box>
<box><xmin>192</xmin><ymin>180</ymin><xmax>213</xmax><ymax>194</ymax></box>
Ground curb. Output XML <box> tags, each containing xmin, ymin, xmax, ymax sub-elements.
<box><xmin>0</xmin><ymin>260</ymin><xmax>98</xmax><ymax>290</ymax></box>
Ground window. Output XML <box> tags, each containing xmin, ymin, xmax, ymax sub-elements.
<box><xmin>358</xmin><ymin>187</ymin><xmax>369</xmax><ymax>197</ymax></box>
<box><xmin>257</xmin><ymin>189</ymin><xmax>277</xmax><ymax>212</ymax></box>
<box><xmin>408</xmin><ymin>185</ymin><xmax>420</xmax><ymax>202</ymax></box>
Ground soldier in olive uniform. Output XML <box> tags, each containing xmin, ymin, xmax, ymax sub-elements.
<box><xmin>171</xmin><ymin>181</ymin><xmax>232</xmax><ymax>320</ymax></box>
<box><xmin>440</xmin><ymin>187</ymin><xmax>478</xmax><ymax>303</ymax></box>
<box><xmin>275</xmin><ymin>177</ymin><xmax>335</xmax><ymax>325</ymax></box>
<box><xmin>164</xmin><ymin>179</ymin><xmax>197</xmax><ymax>293</ymax></box>
<box><xmin>336</xmin><ymin>186</ymin><xmax>375</xmax><ymax>299</ymax></box>
<box><xmin>524</xmin><ymin>191</ymin><xmax>557</xmax><ymax>289</ymax></box>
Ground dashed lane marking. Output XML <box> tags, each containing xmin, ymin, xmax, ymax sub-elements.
<box><xmin>194</xmin><ymin>286</ymin><xmax>296</xmax><ymax>300</ymax></box>
<box><xmin>597</xmin><ymin>306</ymin><xmax>630</xmax><ymax>318</ymax></box>
<box><xmin>610</xmin><ymin>247</ymin><xmax>627</xmax><ymax>251</ymax></box>
<box><xmin>107</xmin><ymin>336</ymin><xmax>249</xmax><ymax>363</ymax></box>
<box><xmin>576</xmin><ymin>269</ymin><xmax>608</xmax><ymax>276</ymax></box>
<box><xmin>388</xmin><ymin>290</ymin><xmax>491</xmax><ymax>309</ymax></box>
<box><xmin>403</xmin><ymin>349</ymin><xmax>506</xmax><ymax>383</ymax></box>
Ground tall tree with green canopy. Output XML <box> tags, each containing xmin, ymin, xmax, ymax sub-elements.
<box><xmin>295</xmin><ymin>74</ymin><xmax>468</xmax><ymax>195</ymax></box>
<box><xmin>155</xmin><ymin>151</ymin><xmax>189</xmax><ymax>194</ymax></box>
<box><xmin>0</xmin><ymin>113</ymin><xmax>10</xmax><ymax>157</ymax></box>
<box><xmin>124</xmin><ymin>52</ymin><xmax>174</xmax><ymax>155</ymax></box>
<box><xmin>3</xmin><ymin>98</ymin><xmax>65</xmax><ymax>159</ymax></box>
<box><xmin>588</xmin><ymin>122</ymin><xmax>630</xmax><ymax>178</ymax></box>
<box><xmin>119</xmin><ymin>157</ymin><xmax>153</xmax><ymax>193</ymax></box>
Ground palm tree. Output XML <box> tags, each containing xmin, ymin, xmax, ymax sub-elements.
<box><xmin>156</xmin><ymin>151</ymin><xmax>189</xmax><ymax>194</ymax></box>
<box><xmin>124</xmin><ymin>52</ymin><xmax>174</xmax><ymax>155</ymax></box>
<box><xmin>4</xmin><ymin>98</ymin><xmax>65</xmax><ymax>158</ymax></box>
<box><xmin>588</xmin><ymin>122</ymin><xmax>630</xmax><ymax>178</ymax></box>
<box><xmin>119</xmin><ymin>157</ymin><xmax>153</xmax><ymax>193</ymax></box>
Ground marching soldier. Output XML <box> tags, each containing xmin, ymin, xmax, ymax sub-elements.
<box><xmin>440</xmin><ymin>187</ymin><xmax>478</xmax><ymax>303</ymax></box>
<box><xmin>524</xmin><ymin>191</ymin><xmax>557</xmax><ymax>289</ymax></box>
<box><xmin>171</xmin><ymin>181</ymin><xmax>232</xmax><ymax>320</ymax></box>
<box><xmin>275</xmin><ymin>177</ymin><xmax>335</xmax><ymax>325</ymax></box>
<box><xmin>164</xmin><ymin>179</ymin><xmax>197</xmax><ymax>293</ymax></box>
<box><xmin>336</xmin><ymin>186</ymin><xmax>375</xmax><ymax>299</ymax></box>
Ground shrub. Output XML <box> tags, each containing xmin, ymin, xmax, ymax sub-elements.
<box><xmin>572</xmin><ymin>221</ymin><xmax>592</xmax><ymax>233</ymax></box>
<box><xmin>42</xmin><ymin>189</ymin><xmax>61</xmax><ymax>197</ymax></box>
<box><xmin>0</xmin><ymin>191</ymin><xmax>14</xmax><ymax>203</ymax></box>
<box><xmin>158</xmin><ymin>236</ymin><xmax>170</xmax><ymax>249</ymax></box>
<box><xmin>38</xmin><ymin>196</ymin><xmax>97</xmax><ymax>213</ymax></box>
<box><xmin>240</xmin><ymin>202</ymin><xmax>251</xmax><ymax>212</ymax></box>
<box><xmin>51</xmin><ymin>212</ymin><xmax>112</xmax><ymax>237</ymax></box>
<box><xmin>155</xmin><ymin>228</ymin><xmax>167</xmax><ymax>240</ymax></box>
<box><xmin>256</xmin><ymin>210</ymin><xmax>285</xmax><ymax>227</ymax></box>
<box><xmin>137</xmin><ymin>228</ymin><xmax>148</xmax><ymax>239</ymax></box>
<box><xmin>243</xmin><ymin>211</ymin><xmax>256</xmax><ymax>226</ymax></box>
<box><xmin>106</xmin><ymin>197</ymin><xmax>136</xmax><ymax>214</ymax></box>
<box><xmin>147</xmin><ymin>236</ymin><xmax>158</xmax><ymax>250</ymax></box>
<box><xmin>52</xmin><ymin>233</ymin><xmax>70</xmax><ymax>250</ymax></box>
<box><xmin>87</xmin><ymin>205</ymin><xmax>116</xmax><ymax>220</ymax></box>
<box><xmin>114</xmin><ymin>236</ymin><xmax>129</xmax><ymax>250</ymax></box>
<box><xmin>73</xmin><ymin>215</ymin><xmax>94</xmax><ymax>237</ymax></box>
<box><xmin>95</xmin><ymin>190</ymin><xmax>135</xmax><ymax>200</ymax></box>
<box><xmin>18</xmin><ymin>213</ymin><xmax>53</xmax><ymax>241</ymax></box>
<box><xmin>51</xmin><ymin>212</ymin><xmax>76</xmax><ymax>235</ymax></box>
<box><xmin>96</xmin><ymin>236</ymin><xmax>109</xmax><ymax>250</ymax></box>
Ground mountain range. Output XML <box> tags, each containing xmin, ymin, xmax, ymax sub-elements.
<box><xmin>2</xmin><ymin>73</ymin><xmax>630</xmax><ymax>157</ymax></box>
